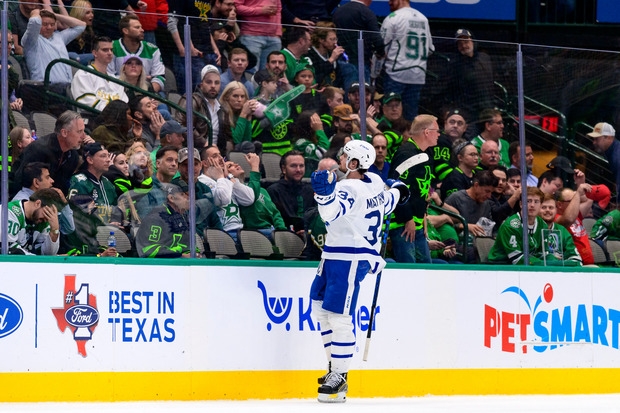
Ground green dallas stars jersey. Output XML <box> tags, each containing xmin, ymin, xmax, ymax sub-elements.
<box><xmin>489</xmin><ymin>213</ymin><xmax>581</xmax><ymax>266</ymax></box>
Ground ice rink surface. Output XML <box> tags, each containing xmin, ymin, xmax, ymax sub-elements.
<box><xmin>4</xmin><ymin>395</ymin><xmax>620</xmax><ymax>413</ymax></box>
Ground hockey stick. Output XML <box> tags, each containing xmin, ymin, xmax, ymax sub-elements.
<box><xmin>363</xmin><ymin>213</ymin><xmax>390</xmax><ymax>361</ymax></box>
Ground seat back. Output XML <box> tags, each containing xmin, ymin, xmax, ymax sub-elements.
<box><xmin>274</xmin><ymin>230</ymin><xmax>305</xmax><ymax>258</ymax></box>
<box><xmin>12</xmin><ymin>111</ymin><xmax>31</xmax><ymax>130</ymax></box>
<box><xmin>239</xmin><ymin>230</ymin><xmax>282</xmax><ymax>259</ymax></box>
<box><xmin>473</xmin><ymin>237</ymin><xmax>495</xmax><ymax>264</ymax></box>
<box><xmin>96</xmin><ymin>226</ymin><xmax>133</xmax><ymax>254</ymax></box>
<box><xmin>32</xmin><ymin>111</ymin><xmax>57</xmax><ymax>137</ymax></box>
<box><xmin>605</xmin><ymin>240</ymin><xmax>620</xmax><ymax>265</ymax></box>
<box><xmin>204</xmin><ymin>228</ymin><xmax>240</xmax><ymax>258</ymax></box>
<box><xmin>164</xmin><ymin>66</ymin><xmax>177</xmax><ymax>94</ymax></box>
<box><xmin>583</xmin><ymin>217</ymin><xmax>596</xmax><ymax>235</ymax></box>
<box><xmin>589</xmin><ymin>239</ymin><xmax>609</xmax><ymax>265</ymax></box>
<box><xmin>168</xmin><ymin>92</ymin><xmax>182</xmax><ymax>105</ymax></box>
<box><xmin>262</xmin><ymin>153</ymin><xmax>282</xmax><ymax>181</ymax></box>
<box><xmin>195</xmin><ymin>233</ymin><xmax>205</xmax><ymax>255</ymax></box>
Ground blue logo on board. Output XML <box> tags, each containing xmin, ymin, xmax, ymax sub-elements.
<box><xmin>0</xmin><ymin>293</ymin><xmax>24</xmax><ymax>338</ymax></box>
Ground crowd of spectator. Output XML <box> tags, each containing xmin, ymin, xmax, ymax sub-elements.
<box><xmin>0</xmin><ymin>0</ymin><xmax>618</xmax><ymax>266</ymax></box>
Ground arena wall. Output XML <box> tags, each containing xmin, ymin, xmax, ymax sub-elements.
<box><xmin>0</xmin><ymin>256</ymin><xmax>619</xmax><ymax>402</ymax></box>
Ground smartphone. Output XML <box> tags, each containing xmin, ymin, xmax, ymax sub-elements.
<box><xmin>443</xmin><ymin>238</ymin><xmax>456</xmax><ymax>247</ymax></box>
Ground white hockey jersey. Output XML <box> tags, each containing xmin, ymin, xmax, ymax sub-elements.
<box><xmin>71</xmin><ymin>65</ymin><xmax>128</xmax><ymax>112</ymax></box>
<box><xmin>317</xmin><ymin>172</ymin><xmax>399</xmax><ymax>274</ymax></box>
<box><xmin>380</xmin><ymin>7</ymin><xmax>434</xmax><ymax>84</ymax></box>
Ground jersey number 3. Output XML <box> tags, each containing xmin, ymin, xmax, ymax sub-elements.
<box><xmin>364</xmin><ymin>210</ymin><xmax>382</xmax><ymax>245</ymax></box>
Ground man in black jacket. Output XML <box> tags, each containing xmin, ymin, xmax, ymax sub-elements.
<box><xmin>266</xmin><ymin>150</ymin><xmax>316</xmax><ymax>235</ymax></box>
<box><xmin>14</xmin><ymin>111</ymin><xmax>85</xmax><ymax>196</ymax></box>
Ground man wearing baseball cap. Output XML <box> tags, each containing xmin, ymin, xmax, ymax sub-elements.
<box><xmin>172</xmin><ymin>147</ymin><xmax>222</xmax><ymax>234</ymax></box>
<box><xmin>444</xmin><ymin>28</ymin><xmax>495</xmax><ymax>117</ymax></box>
<box><xmin>332</xmin><ymin>104</ymin><xmax>354</xmax><ymax>136</ymax></box>
<box><xmin>588</xmin><ymin>122</ymin><xmax>619</xmax><ymax>203</ymax></box>
<box><xmin>67</xmin><ymin>143</ymin><xmax>118</xmax><ymax>225</ymax></box>
<box><xmin>176</xmin><ymin>64</ymin><xmax>222</xmax><ymax>146</ymax></box>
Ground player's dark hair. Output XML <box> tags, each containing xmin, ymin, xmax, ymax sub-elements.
<box><xmin>477</xmin><ymin>108</ymin><xmax>502</xmax><ymax>132</ymax></box>
<box><xmin>156</xmin><ymin>145</ymin><xmax>179</xmax><ymax>160</ymax></box>
<box><xmin>508</xmin><ymin>141</ymin><xmax>532</xmax><ymax>164</ymax></box>
<box><xmin>537</xmin><ymin>170</ymin><xmax>560</xmax><ymax>188</ymax></box>
<box><xmin>22</xmin><ymin>162</ymin><xmax>51</xmax><ymax>188</ymax></box>
<box><xmin>280</xmin><ymin>150</ymin><xmax>304</xmax><ymax>176</ymax></box>
<box><xmin>92</xmin><ymin>36</ymin><xmax>112</xmax><ymax>51</ymax></box>
<box><xmin>506</xmin><ymin>168</ymin><xmax>521</xmax><ymax>180</ymax></box>
<box><xmin>472</xmin><ymin>169</ymin><xmax>499</xmax><ymax>187</ymax></box>
<box><xmin>119</xmin><ymin>14</ymin><xmax>139</xmax><ymax>33</ymax></box>
<box><xmin>283</xmin><ymin>26</ymin><xmax>309</xmax><ymax>48</ymax></box>
<box><xmin>30</xmin><ymin>188</ymin><xmax>64</xmax><ymax>210</ymax></box>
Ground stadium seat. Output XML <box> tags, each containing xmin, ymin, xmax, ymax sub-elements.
<box><xmin>239</xmin><ymin>230</ymin><xmax>282</xmax><ymax>260</ymax></box>
<box><xmin>474</xmin><ymin>237</ymin><xmax>495</xmax><ymax>263</ymax></box>
<box><xmin>12</xmin><ymin>111</ymin><xmax>31</xmax><ymax>130</ymax></box>
<box><xmin>204</xmin><ymin>228</ymin><xmax>248</xmax><ymax>259</ymax></box>
<box><xmin>32</xmin><ymin>111</ymin><xmax>57</xmax><ymax>137</ymax></box>
<box><xmin>261</xmin><ymin>153</ymin><xmax>281</xmax><ymax>182</ymax></box>
<box><xmin>589</xmin><ymin>239</ymin><xmax>609</xmax><ymax>265</ymax></box>
<box><xmin>274</xmin><ymin>230</ymin><xmax>305</xmax><ymax>259</ymax></box>
<box><xmin>96</xmin><ymin>226</ymin><xmax>133</xmax><ymax>254</ymax></box>
<box><xmin>583</xmin><ymin>218</ymin><xmax>596</xmax><ymax>235</ymax></box>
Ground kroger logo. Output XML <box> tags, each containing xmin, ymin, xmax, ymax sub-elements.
<box><xmin>485</xmin><ymin>283</ymin><xmax>620</xmax><ymax>354</ymax></box>
<box><xmin>0</xmin><ymin>293</ymin><xmax>23</xmax><ymax>338</ymax></box>
<box><xmin>257</xmin><ymin>280</ymin><xmax>379</xmax><ymax>339</ymax></box>
<box><xmin>64</xmin><ymin>304</ymin><xmax>99</xmax><ymax>328</ymax></box>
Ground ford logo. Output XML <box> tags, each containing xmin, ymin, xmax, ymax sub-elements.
<box><xmin>0</xmin><ymin>293</ymin><xmax>24</xmax><ymax>338</ymax></box>
<box><xmin>64</xmin><ymin>305</ymin><xmax>99</xmax><ymax>328</ymax></box>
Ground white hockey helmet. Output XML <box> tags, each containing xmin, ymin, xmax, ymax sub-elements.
<box><xmin>342</xmin><ymin>140</ymin><xmax>376</xmax><ymax>170</ymax></box>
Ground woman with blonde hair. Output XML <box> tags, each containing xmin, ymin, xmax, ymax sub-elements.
<box><xmin>119</xmin><ymin>56</ymin><xmax>150</xmax><ymax>99</ymax></box>
<box><xmin>126</xmin><ymin>142</ymin><xmax>154</xmax><ymax>189</ymax></box>
<box><xmin>218</xmin><ymin>81</ymin><xmax>258</xmax><ymax>156</ymax></box>
<box><xmin>66</xmin><ymin>0</ymin><xmax>96</xmax><ymax>64</ymax></box>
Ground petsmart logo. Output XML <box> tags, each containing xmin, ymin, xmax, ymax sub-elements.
<box><xmin>51</xmin><ymin>275</ymin><xmax>100</xmax><ymax>357</ymax></box>
<box><xmin>257</xmin><ymin>280</ymin><xmax>378</xmax><ymax>337</ymax></box>
<box><xmin>484</xmin><ymin>283</ymin><xmax>620</xmax><ymax>354</ymax></box>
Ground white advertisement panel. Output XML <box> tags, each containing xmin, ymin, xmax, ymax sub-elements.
<box><xmin>1</xmin><ymin>262</ymin><xmax>620</xmax><ymax>373</ymax></box>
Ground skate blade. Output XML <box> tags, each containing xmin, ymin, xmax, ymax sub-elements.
<box><xmin>317</xmin><ymin>391</ymin><xmax>347</xmax><ymax>403</ymax></box>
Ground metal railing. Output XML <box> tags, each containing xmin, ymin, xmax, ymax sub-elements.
<box><xmin>40</xmin><ymin>58</ymin><xmax>212</xmax><ymax>143</ymax></box>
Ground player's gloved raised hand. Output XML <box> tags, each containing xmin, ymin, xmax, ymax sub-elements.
<box><xmin>311</xmin><ymin>170</ymin><xmax>337</xmax><ymax>196</ymax></box>
<box><xmin>386</xmin><ymin>179</ymin><xmax>410</xmax><ymax>204</ymax></box>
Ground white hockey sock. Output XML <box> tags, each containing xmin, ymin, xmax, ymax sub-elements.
<box><xmin>327</xmin><ymin>312</ymin><xmax>355</xmax><ymax>375</ymax></box>
<box><xmin>312</xmin><ymin>300</ymin><xmax>332</xmax><ymax>364</ymax></box>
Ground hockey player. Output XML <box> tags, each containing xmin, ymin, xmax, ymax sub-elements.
<box><xmin>309</xmin><ymin>140</ymin><xmax>409</xmax><ymax>403</ymax></box>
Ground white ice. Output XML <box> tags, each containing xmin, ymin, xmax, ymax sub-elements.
<box><xmin>3</xmin><ymin>395</ymin><xmax>620</xmax><ymax>413</ymax></box>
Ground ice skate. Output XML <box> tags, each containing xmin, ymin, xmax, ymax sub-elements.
<box><xmin>317</xmin><ymin>362</ymin><xmax>331</xmax><ymax>384</ymax></box>
<box><xmin>317</xmin><ymin>372</ymin><xmax>348</xmax><ymax>403</ymax></box>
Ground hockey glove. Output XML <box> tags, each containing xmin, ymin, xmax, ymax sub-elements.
<box><xmin>311</xmin><ymin>170</ymin><xmax>337</xmax><ymax>205</ymax></box>
<box><xmin>386</xmin><ymin>179</ymin><xmax>410</xmax><ymax>204</ymax></box>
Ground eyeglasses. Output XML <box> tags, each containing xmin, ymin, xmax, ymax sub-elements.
<box><xmin>426</xmin><ymin>128</ymin><xmax>440</xmax><ymax>132</ymax></box>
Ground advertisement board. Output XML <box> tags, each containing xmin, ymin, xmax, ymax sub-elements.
<box><xmin>357</xmin><ymin>0</ymin><xmax>516</xmax><ymax>20</ymax></box>
<box><xmin>1</xmin><ymin>259</ymin><xmax>620</xmax><ymax>401</ymax></box>
<box><xmin>596</xmin><ymin>0</ymin><xmax>620</xmax><ymax>23</ymax></box>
